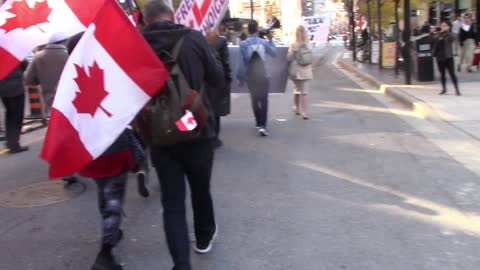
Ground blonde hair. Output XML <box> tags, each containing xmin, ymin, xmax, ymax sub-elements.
<box><xmin>295</xmin><ymin>25</ymin><xmax>309</xmax><ymax>45</ymax></box>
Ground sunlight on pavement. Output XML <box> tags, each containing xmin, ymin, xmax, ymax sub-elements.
<box><xmin>0</xmin><ymin>135</ymin><xmax>45</xmax><ymax>155</ymax></box>
<box><xmin>313</xmin><ymin>100</ymin><xmax>422</xmax><ymax>118</ymax></box>
<box><xmin>293</xmin><ymin>161</ymin><xmax>480</xmax><ymax>237</ymax></box>
<box><xmin>336</xmin><ymin>87</ymin><xmax>382</xmax><ymax>94</ymax></box>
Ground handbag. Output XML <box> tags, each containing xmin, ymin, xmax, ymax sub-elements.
<box><xmin>288</xmin><ymin>60</ymin><xmax>297</xmax><ymax>80</ymax></box>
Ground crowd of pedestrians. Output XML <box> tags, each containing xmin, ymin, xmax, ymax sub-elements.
<box><xmin>413</xmin><ymin>13</ymin><xmax>480</xmax><ymax>96</ymax></box>
<box><xmin>0</xmin><ymin>0</ymin><xmax>315</xmax><ymax>270</ymax></box>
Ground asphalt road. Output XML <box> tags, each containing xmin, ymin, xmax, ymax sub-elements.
<box><xmin>0</xmin><ymin>46</ymin><xmax>479</xmax><ymax>270</ymax></box>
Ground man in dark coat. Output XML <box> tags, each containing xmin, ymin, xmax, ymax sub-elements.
<box><xmin>0</xmin><ymin>62</ymin><xmax>29</xmax><ymax>154</ymax></box>
<box><xmin>141</xmin><ymin>1</ymin><xmax>225</xmax><ymax>269</ymax></box>
<box><xmin>211</xmin><ymin>33</ymin><xmax>232</xmax><ymax>148</ymax></box>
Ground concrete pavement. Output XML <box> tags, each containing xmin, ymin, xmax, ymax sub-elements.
<box><xmin>337</xmin><ymin>55</ymin><xmax>480</xmax><ymax>140</ymax></box>
<box><xmin>0</xmin><ymin>46</ymin><xmax>480</xmax><ymax>270</ymax></box>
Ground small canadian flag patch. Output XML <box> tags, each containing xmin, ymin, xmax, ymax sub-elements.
<box><xmin>176</xmin><ymin>110</ymin><xmax>197</xmax><ymax>132</ymax></box>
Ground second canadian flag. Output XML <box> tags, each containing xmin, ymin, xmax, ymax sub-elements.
<box><xmin>176</xmin><ymin>110</ymin><xmax>198</xmax><ymax>132</ymax></box>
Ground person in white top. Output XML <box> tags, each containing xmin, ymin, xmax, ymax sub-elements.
<box><xmin>287</xmin><ymin>25</ymin><xmax>314</xmax><ymax>120</ymax></box>
<box><xmin>452</xmin><ymin>14</ymin><xmax>462</xmax><ymax>55</ymax></box>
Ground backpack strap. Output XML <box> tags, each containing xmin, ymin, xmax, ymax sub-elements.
<box><xmin>171</xmin><ymin>35</ymin><xmax>186</xmax><ymax>60</ymax></box>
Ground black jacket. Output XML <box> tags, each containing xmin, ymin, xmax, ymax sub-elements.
<box><xmin>142</xmin><ymin>21</ymin><xmax>225</xmax><ymax>140</ymax></box>
<box><xmin>460</xmin><ymin>25</ymin><xmax>477</xmax><ymax>45</ymax></box>
<box><xmin>433</xmin><ymin>31</ymin><xmax>454</xmax><ymax>61</ymax></box>
<box><xmin>0</xmin><ymin>61</ymin><xmax>27</xmax><ymax>98</ymax></box>
<box><xmin>211</xmin><ymin>36</ymin><xmax>232</xmax><ymax>117</ymax></box>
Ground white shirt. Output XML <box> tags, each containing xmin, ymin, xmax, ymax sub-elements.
<box><xmin>452</xmin><ymin>19</ymin><xmax>462</xmax><ymax>34</ymax></box>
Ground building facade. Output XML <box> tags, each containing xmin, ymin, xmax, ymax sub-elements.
<box><xmin>229</xmin><ymin>0</ymin><xmax>303</xmax><ymax>39</ymax></box>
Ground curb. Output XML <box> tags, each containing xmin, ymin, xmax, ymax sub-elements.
<box><xmin>336</xmin><ymin>58</ymin><xmax>441</xmax><ymax>120</ymax></box>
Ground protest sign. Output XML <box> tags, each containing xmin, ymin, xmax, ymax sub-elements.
<box><xmin>175</xmin><ymin>0</ymin><xmax>229</xmax><ymax>33</ymax></box>
<box><xmin>302</xmin><ymin>16</ymin><xmax>331</xmax><ymax>43</ymax></box>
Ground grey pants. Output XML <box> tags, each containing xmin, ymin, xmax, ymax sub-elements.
<box><xmin>94</xmin><ymin>173</ymin><xmax>127</xmax><ymax>246</ymax></box>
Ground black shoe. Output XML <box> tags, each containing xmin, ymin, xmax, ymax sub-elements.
<box><xmin>212</xmin><ymin>139</ymin><xmax>223</xmax><ymax>149</ymax></box>
<box><xmin>439</xmin><ymin>90</ymin><xmax>447</xmax><ymax>95</ymax></box>
<box><xmin>8</xmin><ymin>146</ymin><xmax>29</xmax><ymax>154</ymax></box>
<box><xmin>62</xmin><ymin>176</ymin><xmax>78</xmax><ymax>186</ymax></box>
<box><xmin>194</xmin><ymin>225</ymin><xmax>217</xmax><ymax>254</ymax></box>
<box><xmin>116</xmin><ymin>229</ymin><xmax>124</xmax><ymax>244</ymax></box>
<box><xmin>91</xmin><ymin>250</ymin><xmax>123</xmax><ymax>270</ymax></box>
<box><xmin>136</xmin><ymin>171</ymin><xmax>149</xmax><ymax>198</ymax></box>
<box><xmin>456</xmin><ymin>91</ymin><xmax>462</xmax><ymax>96</ymax></box>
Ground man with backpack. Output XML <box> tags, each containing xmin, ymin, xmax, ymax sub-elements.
<box><xmin>140</xmin><ymin>1</ymin><xmax>225</xmax><ymax>270</ymax></box>
<box><xmin>237</xmin><ymin>20</ymin><xmax>277</xmax><ymax>136</ymax></box>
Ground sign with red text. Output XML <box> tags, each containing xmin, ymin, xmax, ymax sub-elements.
<box><xmin>174</xmin><ymin>0</ymin><xmax>228</xmax><ymax>33</ymax></box>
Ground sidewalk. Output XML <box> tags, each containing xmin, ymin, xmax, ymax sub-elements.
<box><xmin>337</xmin><ymin>53</ymin><xmax>480</xmax><ymax>140</ymax></box>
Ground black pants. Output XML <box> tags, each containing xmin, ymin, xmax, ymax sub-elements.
<box><xmin>1</xmin><ymin>94</ymin><xmax>25</xmax><ymax>149</ymax></box>
<box><xmin>247</xmin><ymin>79</ymin><xmax>269</xmax><ymax>128</ymax></box>
<box><xmin>214</xmin><ymin>116</ymin><xmax>221</xmax><ymax>138</ymax></box>
<box><xmin>437</xmin><ymin>58</ymin><xmax>460</xmax><ymax>93</ymax></box>
<box><xmin>95</xmin><ymin>173</ymin><xmax>127</xmax><ymax>246</ymax></box>
<box><xmin>150</xmin><ymin>140</ymin><xmax>216</xmax><ymax>270</ymax></box>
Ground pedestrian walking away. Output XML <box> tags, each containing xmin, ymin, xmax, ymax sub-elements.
<box><xmin>140</xmin><ymin>1</ymin><xmax>225</xmax><ymax>269</ymax></box>
<box><xmin>452</xmin><ymin>14</ymin><xmax>462</xmax><ymax>56</ymax></box>
<box><xmin>24</xmin><ymin>32</ymin><xmax>69</xmax><ymax>116</ymax></box>
<box><xmin>433</xmin><ymin>20</ymin><xmax>461</xmax><ymax>96</ymax></box>
<box><xmin>0</xmin><ymin>62</ymin><xmax>29</xmax><ymax>154</ymax></box>
<box><xmin>210</xmin><ymin>25</ymin><xmax>232</xmax><ymax>149</ymax></box>
<box><xmin>458</xmin><ymin>15</ymin><xmax>478</xmax><ymax>72</ymax></box>
<box><xmin>237</xmin><ymin>20</ymin><xmax>277</xmax><ymax>137</ymax></box>
<box><xmin>288</xmin><ymin>25</ymin><xmax>313</xmax><ymax>120</ymax></box>
<box><xmin>79</xmin><ymin>129</ymin><xmax>144</xmax><ymax>270</ymax></box>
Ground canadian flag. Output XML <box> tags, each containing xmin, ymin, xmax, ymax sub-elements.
<box><xmin>176</xmin><ymin>110</ymin><xmax>198</xmax><ymax>132</ymax></box>
<box><xmin>0</xmin><ymin>0</ymin><xmax>106</xmax><ymax>79</ymax></box>
<box><xmin>40</xmin><ymin>0</ymin><xmax>168</xmax><ymax>178</ymax></box>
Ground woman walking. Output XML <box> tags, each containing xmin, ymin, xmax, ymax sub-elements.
<box><xmin>458</xmin><ymin>15</ymin><xmax>477</xmax><ymax>72</ymax></box>
<box><xmin>288</xmin><ymin>25</ymin><xmax>313</xmax><ymax>120</ymax></box>
<box><xmin>433</xmin><ymin>21</ymin><xmax>461</xmax><ymax>96</ymax></box>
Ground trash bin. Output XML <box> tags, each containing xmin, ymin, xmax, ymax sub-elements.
<box><xmin>415</xmin><ymin>37</ymin><xmax>434</xmax><ymax>82</ymax></box>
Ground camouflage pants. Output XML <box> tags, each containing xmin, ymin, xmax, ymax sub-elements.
<box><xmin>94</xmin><ymin>173</ymin><xmax>127</xmax><ymax>246</ymax></box>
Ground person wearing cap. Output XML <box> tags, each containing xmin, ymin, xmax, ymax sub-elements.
<box><xmin>24</xmin><ymin>32</ymin><xmax>69</xmax><ymax>115</ymax></box>
<box><xmin>24</xmin><ymin>33</ymin><xmax>76</xmax><ymax>183</ymax></box>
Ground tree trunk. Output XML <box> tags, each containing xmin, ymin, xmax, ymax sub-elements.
<box><xmin>377</xmin><ymin>0</ymin><xmax>382</xmax><ymax>68</ymax></box>
<box><xmin>367</xmin><ymin>0</ymin><xmax>372</xmax><ymax>64</ymax></box>
<box><xmin>394</xmin><ymin>0</ymin><xmax>400</xmax><ymax>75</ymax></box>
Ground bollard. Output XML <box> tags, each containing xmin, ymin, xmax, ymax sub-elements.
<box><xmin>25</xmin><ymin>85</ymin><xmax>43</xmax><ymax>120</ymax></box>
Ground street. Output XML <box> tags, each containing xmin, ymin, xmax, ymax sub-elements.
<box><xmin>1</xmin><ymin>46</ymin><xmax>480</xmax><ymax>270</ymax></box>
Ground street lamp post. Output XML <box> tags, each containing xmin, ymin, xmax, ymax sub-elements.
<box><xmin>250</xmin><ymin>0</ymin><xmax>254</xmax><ymax>20</ymax></box>
<box><xmin>404</xmin><ymin>0</ymin><xmax>412</xmax><ymax>85</ymax></box>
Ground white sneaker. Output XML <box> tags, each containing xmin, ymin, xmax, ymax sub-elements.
<box><xmin>258</xmin><ymin>128</ymin><xmax>269</xmax><ymax>137</ymax></box>
<box><xmin>194</xmin><ymin>225</ymin><xmax>218</xmax><ymax>254</ymax></box>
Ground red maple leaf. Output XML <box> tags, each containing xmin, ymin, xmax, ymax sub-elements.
<box><xmin>187</xmin><ymin>116</ymin><xmax>195</xmax><ymax>125</ymax></box>
<box><xmin>1</xmin><ymin>0</ymin><xmax>52</xmax><ymax>34</ymax></box>
<box><xmin>72</xmin><ymin>62</ymin><xmax>112</xmax><ymax>118</ymax></box>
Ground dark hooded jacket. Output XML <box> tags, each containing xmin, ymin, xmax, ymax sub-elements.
<box><xmin>211</xmin><ymin>36</ymin><xmax>232</xmax><ymax>117</ymax></box>
<box><xmin>142</xmin><ymin>21</ymin><xmax>225</xmax><ymax>141</ymax></box>
<box><xmin>0</xmin><ymin>61</ymin><xmax>28</xmax><ymax>98</ymax></box>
